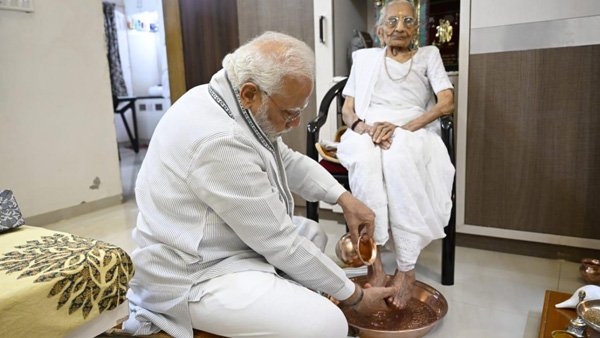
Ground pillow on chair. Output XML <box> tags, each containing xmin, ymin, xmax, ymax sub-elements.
<box><xmin>315</xmin><ymin>126</ymin><xmax>349</xmax><ymax>174</ymax></box>
<box><xmin>0</xmin><ymin>190</ymin><xmax>25</xmax><ymax>233</ymax></box>
<box><xmin>314</xmin><ymin>126</ymin><xmax>348</xmax><ymax>164</ymax></box>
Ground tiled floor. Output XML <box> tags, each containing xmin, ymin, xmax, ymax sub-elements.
<box><xmin>43</xmin><ymin>146</ymin><xmax>586</xmax><ymax>338</ymax></box>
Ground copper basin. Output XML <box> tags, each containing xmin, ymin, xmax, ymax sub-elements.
<box><xmin>344</xmin><ymin>275</ymin><xmax>448</xmax><ymax>338</ymax></box>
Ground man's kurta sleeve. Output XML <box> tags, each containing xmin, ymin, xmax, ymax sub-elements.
<box><xmin>277</xmin><ymin>139</ymin><xmax>346</xmax><ymax>204</ymax></box>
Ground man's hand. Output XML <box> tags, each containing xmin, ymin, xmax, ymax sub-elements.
<box><xmin>337</xmin><ymin>192</ymin><xmax>375</xmax><ymax>244</ymax></box>
<box><xmin>349</xmin><ymin>284</ymin><xmax>396</xmax><ymax>314</ymax></box>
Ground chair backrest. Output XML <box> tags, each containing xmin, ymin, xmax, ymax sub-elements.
<box><xmin>306</xmin><ymin>78</ymin><xmax>348</xmax><ymax>162</ymax></box>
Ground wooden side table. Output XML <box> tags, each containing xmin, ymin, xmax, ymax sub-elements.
<box><xmin>539</xmin><ymin>290</ymin><xmax>600</xmax><ymax>338</ymax></box>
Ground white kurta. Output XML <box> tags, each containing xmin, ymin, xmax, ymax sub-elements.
<box><xmin>337</xmin><ymin>46</ymin><xmax>454</xmax><ymax>271</ymax></box>
<box><xmin>123</xmin><ymin>69</ymin><xmax>354</xmax><ymax>338</ymax></box>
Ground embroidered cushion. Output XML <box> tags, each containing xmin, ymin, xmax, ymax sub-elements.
<box><xmin>0</xmin><ymin>190</ymin><xmax>25</xmax><ymax>233</ymax></box>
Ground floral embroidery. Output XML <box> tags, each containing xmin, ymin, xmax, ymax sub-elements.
<box><xmin>0</xmin><ymin>234</ymin><xmax>134</xmax><ymax>319</ymax></box>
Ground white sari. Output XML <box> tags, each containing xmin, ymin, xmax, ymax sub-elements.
<box><xmin>337</xmin><ymin>46</ymin><xmax>454</xmax><ymax>271</ymax></box>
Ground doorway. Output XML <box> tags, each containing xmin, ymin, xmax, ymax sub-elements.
<box><xmin>103</xmin><ymin>0</ymin><xmax>171</xmax><ymax>199</ymax></box>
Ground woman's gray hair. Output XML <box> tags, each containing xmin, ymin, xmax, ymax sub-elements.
<box><xmin>377</xmin><ymin>0</ymin><xmax>417</xmax><ymax>26</ymax></box>
<box><xmin>223</xmin><ymin>31</ymin><xmax>315</xmax><ymax>95</ymax></box>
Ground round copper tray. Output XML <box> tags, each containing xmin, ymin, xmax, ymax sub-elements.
<box><xmin>344</xmin><ymin>275</ymin><xmax>448</xmax><ymax>338</ymax></box>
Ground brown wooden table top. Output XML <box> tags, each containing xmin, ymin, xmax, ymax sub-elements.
<box><xmin>539</xmin><ymin>290</ymin><xmax>600</xmax><ymax>338</ymax></box>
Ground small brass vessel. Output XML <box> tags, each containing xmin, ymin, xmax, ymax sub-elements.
<box><xmin>335</xmin><ymin>232</ymin><xmax>377</xmax><ymax>267</ymax></box>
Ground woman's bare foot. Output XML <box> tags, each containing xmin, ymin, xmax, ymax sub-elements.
<box><xmin>367</xmin><ymin>247</ymin><xmax>386</xmax><ymax>287</ymax></box>
<box><xmin>386</xmin><ymin>269</ymin><xmax>415</xmax><ymax>310</ymax></box>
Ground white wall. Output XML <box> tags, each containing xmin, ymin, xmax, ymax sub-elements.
<box><xmin>471</xmin><ymin>0</ymin><xmax>600</xmax><ymax>28</ymax></box>
<box><xmin>0</xmin><ymin>1</ymin><xmax>122</xmax><ymax>219</ymax></box>
<box><xmin>332</xmin><ymin>0</ymin><xmax>367</xmax><ymax>76</ymax></box>
<box><xmin>470</xmin><ymin>0</ymin><xmax>600</xmax><ymax>55</ymax></box>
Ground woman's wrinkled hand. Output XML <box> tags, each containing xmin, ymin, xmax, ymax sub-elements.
<box><xmin>369</xmin><ymin>122</ymin><xmax>397</xmax><ymax>148</ymax></box>
<box><xmin>378</xmin><ymin>139</ymin><xmax>392</xmax><ymax>150</ymax></box>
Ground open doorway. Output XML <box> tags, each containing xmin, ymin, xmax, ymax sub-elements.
<box><xmin>102</xmin><ymin>0</ymin><xmax>170</xmax><ymax>199</ymax></box>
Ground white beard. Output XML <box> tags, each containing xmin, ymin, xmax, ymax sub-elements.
<box><xmin>253</xmin><ymin>101</ymin><xmax>292</xmax><ymax>141</ymax></box>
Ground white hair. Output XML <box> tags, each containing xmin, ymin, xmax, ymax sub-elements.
<box><xmin>223</xmin><ymin>31</ymin><xmax>315</xmax><ymax>95</ymax></box>
<box><xmin>377</xmin><ymin>0</ymin><xmax>417</xmax><ymax>26</ymax></box>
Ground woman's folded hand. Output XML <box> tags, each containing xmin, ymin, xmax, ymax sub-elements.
<box><xmin>369</xmin><ymin>121</ymin><xmax>397</xmax><ymax>149</ymax></box>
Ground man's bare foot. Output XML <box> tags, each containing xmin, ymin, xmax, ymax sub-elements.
<box><xmin>386</xmin><ymin>269</ymin><xmax>415</xmax><ymax>310</ymax></box>
<box><xmin>367</xmin><ymin>247</ymin><xmax>386</xmax><ymax>287</ymax></box>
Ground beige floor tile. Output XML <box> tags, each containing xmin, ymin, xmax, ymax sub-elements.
<box><xmin>425</xmin><ymin>299</ymin><xmax>533</xmax><ymax>338</ymax></box>
<box><xmin>412</xmin><ymin>241</ymin><xmax>566</xmax><ymax>337</ymax></box>
<box><xmin>43</xmin><ymin>199</ymin><xmax>138</xmax><ymax>253</ymax></box>
<box><xmin>557</xmin><ymin>259</ymin><xmax>587</xmax><ymax>294</ymax></box>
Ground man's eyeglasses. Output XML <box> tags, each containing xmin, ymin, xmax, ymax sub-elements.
<box><xmin>263</xmin><ymin>91</ymin><xmax>308</xmax><ymax>123</ymax></box>
<box><xmin>384</xmin><ymin>15</ymin><xmax>417</xmax><ymax>29</ymax></box>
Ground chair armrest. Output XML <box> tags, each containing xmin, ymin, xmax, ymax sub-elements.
<box><xmin>307</xmin><ymin>78</ymin><xmax>348</xmax><ymax>161</ymax></box>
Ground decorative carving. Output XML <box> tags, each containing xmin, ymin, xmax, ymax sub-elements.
<box><xmin>435</xmin><ymin>18</ymin><xmax>453</xmax><ymax>45</ymax></box>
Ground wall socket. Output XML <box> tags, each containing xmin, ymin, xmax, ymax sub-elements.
<box><xmin>0</xmin><ymin>0</ymin><xmax>34</xmax><ymax>12</ymax></box>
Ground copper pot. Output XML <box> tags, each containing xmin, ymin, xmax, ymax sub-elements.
<box><xmin>580</xmin><ymin>258</ymin><xmax>600</xmax><ymax>285</ymax></box>
<box><xmin>335</xmin><ymin>232</ymin><xmax>377</xmax><ymax>267</ymax></box>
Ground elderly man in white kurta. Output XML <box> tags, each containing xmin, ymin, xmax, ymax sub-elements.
<box><xmin>337</xmin><ymin>0</ymin><xmax>455</xmax><ymax>310</ymax></box>
<box><xmin>122</xmin><ymin>32</ymin><xmax>396</xmax><ymax>338</ymax></box>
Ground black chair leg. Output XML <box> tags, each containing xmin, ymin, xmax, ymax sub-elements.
<box><xmin>441</xmin><ymin>186</ymin><xmax>456</xmax><ymax>285</ymax></box>
<box><xmin>118</xmin><ymin>110</ymin><xmax>136</xmax><ymax>152</ymax></box>
<box><xmin>117</xmin><ymin>103</ymin><xmax>139</xmax><ymax>154</ymax></box>
<box><xmin>131</xmin><ymin>104</ymin><xmax>139</xmax><ymax>153</ymax></box>
<box><xmin>307</xmin><ymin>201</ymin><xmax>319</xmax><ymax>222</ymax></box>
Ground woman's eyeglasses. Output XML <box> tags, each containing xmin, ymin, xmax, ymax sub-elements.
<box><xmin>384</xmin><ymin>15</ymin><xmax>417</xmax><ymax>29</ymax></box>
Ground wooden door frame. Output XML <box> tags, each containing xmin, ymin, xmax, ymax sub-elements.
<box><xmin>162</xmin><ymin>0</ymin><xmax>187</xmax><ymax>103</ymax></box>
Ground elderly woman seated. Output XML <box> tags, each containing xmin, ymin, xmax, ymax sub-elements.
<box><xmin>337</xmin><ymin>0</ymin><xmax>455</xmax><ymax>309</ymax></box>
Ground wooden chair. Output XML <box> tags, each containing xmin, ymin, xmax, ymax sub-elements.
<box><xmin>306</xmin><ymin>78</ymin><xmax>456</xmax><ymax>285</ymax></box>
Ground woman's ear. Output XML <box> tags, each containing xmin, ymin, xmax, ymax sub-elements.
<box><xmin>239</xmin><ymin>82</ymin><xmax>259</xmax><ymax>109</ymax></box>
<box><xmin>376</xmin><ymin>26</ymin><xmax>385</xmax><ymax>47</ymax></box>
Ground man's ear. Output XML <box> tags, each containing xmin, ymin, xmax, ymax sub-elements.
<box><xmin>239</xmin><ymin>82</ymin><xmax>259</xmax><ymax>109</ymax></box>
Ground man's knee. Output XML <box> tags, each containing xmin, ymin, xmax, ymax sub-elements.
<box><xmin>289</xmin><ymin>303</ymin><xmax>348</xmax><ymax>338</ymax></box>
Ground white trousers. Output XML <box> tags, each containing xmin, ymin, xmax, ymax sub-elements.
<box><xmin>337</xmin><ymin>126</ymin><xmax>454</xmax><ymax>271</ymax></box>
<box><xmin>188</xmin><ymin>216</ymin><xmax>347</xmax><ymax>337</ymax></box>
<box><xmin>189</xmin><ymin>271</ymin><xmax>348</xmax><ymax>338</ymax></box>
